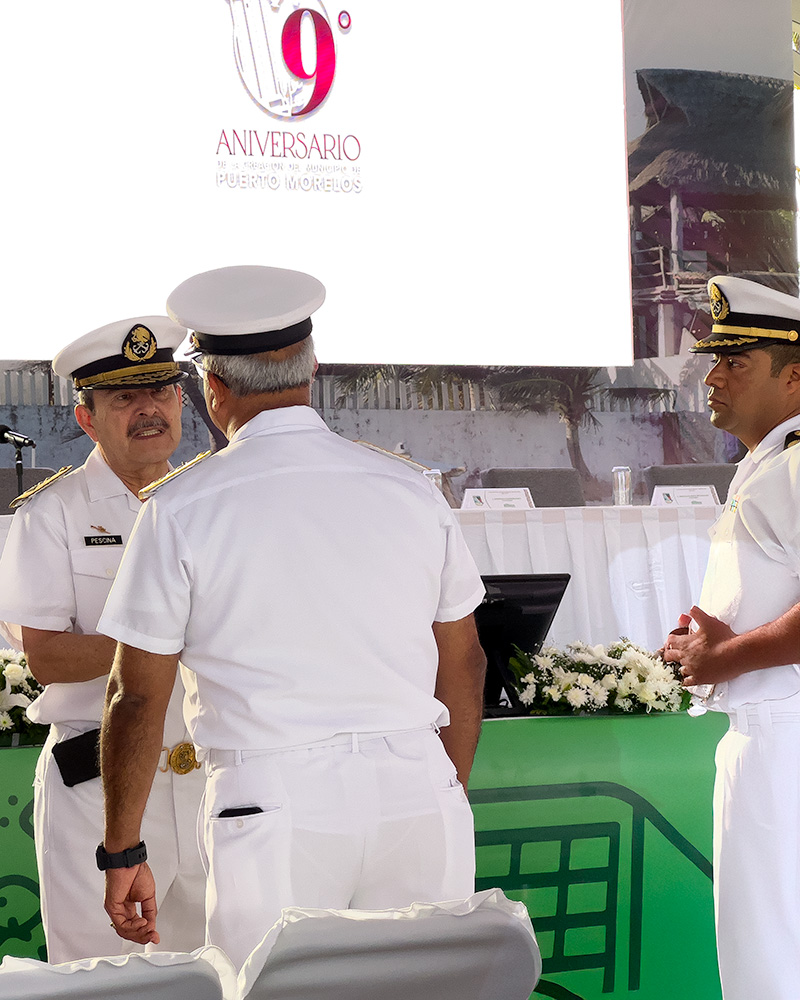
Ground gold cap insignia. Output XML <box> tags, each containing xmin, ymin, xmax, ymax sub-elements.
<box><xmin>122</xmin><ymin>324</ymin><xmax>158</xmax><ymax>364</ymax></box>
<box><xmin>10</xmin><ymin>467</ymin><xmax>73</xmax><ymax>509</ymax></box>
<box><xmin>709</xmin><ymin>282</ymin><xmax>730</xmax><ymax>323</ymax></box>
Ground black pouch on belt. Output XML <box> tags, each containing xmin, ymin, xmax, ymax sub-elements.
<box><xmin>51</xmin><ymin>728</ymin><xmax>101</xmax><ymax>786</ymax></box>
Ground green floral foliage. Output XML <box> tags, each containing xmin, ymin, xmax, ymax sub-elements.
<box><xmin>0</xmin><ymin>649</ymin><xmax>49</xmax><ymax>744</ymax></box>
<box><xmin>509</xmin><ymin>638</ymin><xmax>692</xmax><ymax>716</ymax></box>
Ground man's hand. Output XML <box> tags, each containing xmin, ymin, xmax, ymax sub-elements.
<box><xmin>662</xmin><ymin>606</ymin><xmax>741</xmax><ymax>687</ymax></box>
<box><xmin>101</xmin><ymin>643</ymin><xmax>177</xmax><ymax>947</ymax></box>
<box><xmin>104</xmin><ymin>862</ymin><xmax>160</xmax><ymax>945</ymax></box>
<box><xmin>657</xmin><ymin>614</ymin><xmax>691</xmax><ymax>658</ymax></box>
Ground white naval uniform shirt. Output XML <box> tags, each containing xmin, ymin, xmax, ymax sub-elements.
<box><xmin>99</xmin><ymin>406</ymin><xmax>486</xmax><ymax>752</ymax></box>
<box><xmin>0</xmin><ymin>446</ymin><xmax>186</xmax><ymax>740</ymax></box>
<box><xmin>700</xmin><ymin>414</ymin><xmax>800</xmax><ymax>712</ymax></box>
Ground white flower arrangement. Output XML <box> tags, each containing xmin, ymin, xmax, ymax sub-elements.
<box><xmin>0</xmin><ymin>648</ymin><xmax>48</xmax><ymax>746</ymax></box>
<box><xmin>509</xmin><ymin>638</ymin><xmax>690</xmax><ymax>716</ymax></box>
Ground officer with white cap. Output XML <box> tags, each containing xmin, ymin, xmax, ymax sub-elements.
<box><xmin>97</xmin><ymin>265</ymin><xmax>487</xmax><ymax>969</ymax></box>
<box><xmin>663</xmin><ymin>275</ymin><xmax>800</xmax><ymax>1000</ymax></box>
<box><xmin>0</xmin><ymin>317</ymin><xmax>207</xmax><ymax>962</ymax></box>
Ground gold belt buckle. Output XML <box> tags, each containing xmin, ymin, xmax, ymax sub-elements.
<box><xmin>165</xmin><ymin>742</ymin><xmax>200</xmax><ymax>775</ymax></box>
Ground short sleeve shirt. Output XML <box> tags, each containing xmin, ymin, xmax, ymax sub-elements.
<box><xmin>0</xmin><ymin>447</ymin><xmax>187</xmax><ymax>737</ymax></box>
<box><xmin>700</xmin><ymin>415</ymin><xmax>800</xmax><ymax>710</ymax></box>
<box><xmin>99</xmin><ymin>407</ymin><xmax>485</xmax><ymax>751</ymax></box>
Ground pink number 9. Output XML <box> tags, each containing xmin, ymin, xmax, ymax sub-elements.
<box><xmin>281</xmin><ymin>9</ymin><xmax>336</xmax><ymax>116</ymax></box>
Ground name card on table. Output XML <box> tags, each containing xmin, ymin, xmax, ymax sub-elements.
<box><xmin>650</xmin><ymin>485</ymin><xmax>720</xmax><ymax>506</ymax></box>
<box><xmin>461</xmin><ymin>488</ymin><xmax>535</xmax><ymax>510</ymax></box>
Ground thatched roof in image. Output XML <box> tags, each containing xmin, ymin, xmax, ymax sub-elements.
<box><xmin>628</xmin><ymin>68</ymin><xmax>795</xmax><ymax>209</ymax></box>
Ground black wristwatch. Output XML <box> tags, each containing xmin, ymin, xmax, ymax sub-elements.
<box><xmin>95</xmin><ymin>841</ymin><xmax>148</xmax><ymax>871</ymax></box>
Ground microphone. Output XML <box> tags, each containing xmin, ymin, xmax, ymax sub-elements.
<box><xmin>0</xmin><ymin>425</ymin><xmax>36</xmax><ymax>448</ymax></box>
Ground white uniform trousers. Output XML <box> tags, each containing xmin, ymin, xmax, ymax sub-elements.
<box><xmin>713</xmin><ymin>702</ymin><xmax>800</xmax><ymax>1000</ymax></box>
<box><xmin>201</xmin><ymin>727</ymin><xmax>476</xmax><ymax>970</ymax></box>
<box><xmin>34</xmin><ymin>724</ymin><xmax>207</xmax><ymax>963</ymax></box>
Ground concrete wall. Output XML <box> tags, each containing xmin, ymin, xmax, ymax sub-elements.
<box><xmin>0</xmin><ymin>403</ymin><xmax>214</xmax><ymax>474</ymax></box>
<box><xmin>323</xmin><ymin>407</ymin><xmax>729</xmax><ymax>503</ymax></box>
<box><xmin>0</xmin><ymin>401</ymin><xmax>730</xmax><ymax>505</ymax></box>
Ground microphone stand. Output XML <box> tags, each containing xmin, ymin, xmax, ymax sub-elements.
<box><xmin>14</xmin><ymin>445</ymin><xmax>23</xmax><ymax>496</ymax></box>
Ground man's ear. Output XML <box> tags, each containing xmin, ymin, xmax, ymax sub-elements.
<box><xmin>784</xmin><ymin>363</ymin><xmax>800</xmax><ymax>396</ymax></box>
<box><xmin>74</xmin><ymin>404</ymin><xmax>99</xmax><ymax>443</ymax></box>
<box><xmin>205</xmin><ymin>372</ymin><xmax>227</xmax><ymax>412</ymax></box>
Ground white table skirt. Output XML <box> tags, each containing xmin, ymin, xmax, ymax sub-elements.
<box><xmin>0</xmin><ymin>507</ymin><xmax>715</xmax><ymax>653</ymax></box>
<box><xmin>455</xmin><ymin>506</ymin><xmax>719</xmax><ymax>651</ymax></box>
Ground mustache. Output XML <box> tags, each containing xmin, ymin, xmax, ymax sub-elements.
<box><xmin>128</xmin><ymin>417</ymin><xmax>169</xmax><ymax>437</ymax></box>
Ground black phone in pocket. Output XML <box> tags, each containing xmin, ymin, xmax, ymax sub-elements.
<box><xmin>218</xmin><ymin>806</ymin><xmax>264</xmax><ymax>818</ymax></box>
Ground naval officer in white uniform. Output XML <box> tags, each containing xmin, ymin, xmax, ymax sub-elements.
<box><xmin>0</xmin><ymin>319</ymin><xmax>206</xmax><ymax>962</ymax></box>
<box><xmin>96</xmin><ymin>265</ymin><xmax>487</xmax><ymax>969</ymax></box>
<box><xmin>664</xmin><ymin>275</ymin><xmax>800</xmax><ymax>1000</ymax></box>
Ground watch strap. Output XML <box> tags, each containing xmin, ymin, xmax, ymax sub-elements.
<box><xmin>96</xmin><ymin>840</ymin><xmax>148</xmax><ymax>871</ymax></box>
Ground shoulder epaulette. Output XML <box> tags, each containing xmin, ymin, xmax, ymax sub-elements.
<box><xmin>10</xmin><ymin>467</ymin><xmax>73</xmax><ymax>510</ymax></box>
<box><xmin>138</xmin><ymin>451</ymin><xmax>213</xmax><ymax>500</ymax></box>
<box><xmin>783</xmin><ymin>430</ymin><xmax>800</xmax><ymax>451</ymax></box>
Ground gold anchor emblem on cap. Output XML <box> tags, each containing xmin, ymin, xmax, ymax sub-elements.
<box><xmin>122</xmin><ymin>324</ymin><xmax>158</xmax><ymax>363</ymax></box>
<box><xmin>709</xmin><ymin>282</ymin><xmax>730</xmax><ymax>322</ymax></box>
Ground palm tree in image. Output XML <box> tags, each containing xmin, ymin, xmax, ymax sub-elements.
<box><xmin>324</xmin><ymin>363</ymin><xmax>674</xmax><ymax>499</ymax></box>
<box><xmin>486</xmin><ymin>367</ymin><xmax>674</xmax><ymax>497</ymax></box>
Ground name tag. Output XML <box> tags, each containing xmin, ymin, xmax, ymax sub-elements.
<box><xmin>84</xmin><ymin>535</ymin><xmax>123</xmax><ymax>546</ymax></box>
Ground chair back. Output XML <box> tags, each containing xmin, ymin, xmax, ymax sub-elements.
<box><xmin>482</xmin><ymin>468</ymin><xmax>585</xmax><ymax>507</ymax></box>
<box><xmin>643</xmin><ymin>463</ymin><xmax>735</xmax><ymax>503</ymax></box>
<box><xmin>0</xmin><ymin>468</ymin><xmax>56</xmax><ymax>512</ymax></box>
<box><xmin>0</xmin><ymin>951</ymin><xmax>227</xmax><ymax>1000</ymax></box>
<box><xmin>240</xmin><ymin>889</ymin><xmax>541</xmax><ymax>1000</ymax></box>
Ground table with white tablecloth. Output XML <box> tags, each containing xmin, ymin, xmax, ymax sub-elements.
<box><xmin>0</xmin><ymin>507</ymin><xmax>717</xmax><ymax>651</ymax></box>
<box><xmin>455</xmin><ymin>506</ymin><xmax>719</xmax><ymax>650</ymax></box>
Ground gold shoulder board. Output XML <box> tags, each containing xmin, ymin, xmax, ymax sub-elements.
<box><xmin>10</xmin><ymin>467</ymin><xmax>73</xmax><ymax>510</ymax></box>
<box><xmin>784</xmin><ymin>430</ymin><xmax>800</xmax><ymax>451</ymax></box>
<box><xmin>138</xmin><ymin>451</ymin><xmax>213</xmax><ymax>501</ymax></box>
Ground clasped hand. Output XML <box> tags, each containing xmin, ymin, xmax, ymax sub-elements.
<box><xmin>662</xmin><ymin>606</ymin><xmax>741</xmax><ymax>687</ymax></box>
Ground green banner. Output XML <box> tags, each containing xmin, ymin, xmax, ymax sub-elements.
<box><xmin>0</xmin><ymin>746</ymin><xmax>45</xmax><ymax>962</ymax></box>
<box><xmin>471</xmin><ymin>713</ymin><xmax>727</xmax><ymax>1000</ymax></box>
<box><xmin>2</xmin><ymin>712</ymin><xmax>727</xmax><ymax>998</ymax></box>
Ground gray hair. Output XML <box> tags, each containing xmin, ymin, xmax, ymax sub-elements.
<box><xmin>202</xmin><ymin>336</ymin><xmax>315</xmax><ymax>396</ymax></box>
<box><xmin>76</xmin><ymin>388</ymin><xmax>95</xmax><ymax>411</ymax></box>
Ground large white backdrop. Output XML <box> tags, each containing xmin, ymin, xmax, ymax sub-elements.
<box><xmin>2</xmin><ymin>1</ymin><xmax>632</xmax><ymax>365</ymax></box>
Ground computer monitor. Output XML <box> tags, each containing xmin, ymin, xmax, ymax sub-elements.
<box><xmin>474</xmin><ymin>574</ymin><xmax>570</xmax><ymax>716</ymax></box>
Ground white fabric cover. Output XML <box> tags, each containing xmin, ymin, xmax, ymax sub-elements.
<box><xmin>0</xmin><ymin>949</ymin><xmax>235</xmax><ymax>1000</ymax></box>
<box><xmin>0</xmin><ymin>892</ymin><xmax>539</xmax><ymax>1000</ymax></box>
<box><xmin>239</xmin><ymin>888</ymin><xmax>541</xmax><ymax>1000</ymax></box>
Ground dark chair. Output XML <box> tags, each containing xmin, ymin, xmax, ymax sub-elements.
<box><xmin>642</xmin><ymin>464</ymin><xmax>735</xmax><ymax>504</ymax></box>
<box><xmin>481</xmin><ymin>468</ymin><xmax>585</xmax><ymax>507</ymax></box>
<box><xmin>0</xmin><ymin>469</ymin><xmax>56</xmax><ymax>513</ymax></box>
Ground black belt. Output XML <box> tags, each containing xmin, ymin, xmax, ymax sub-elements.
<box><xmin>51</xmin><ymin>728</ymin><xmax>101</xmax><ymax>787</ymax></box>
